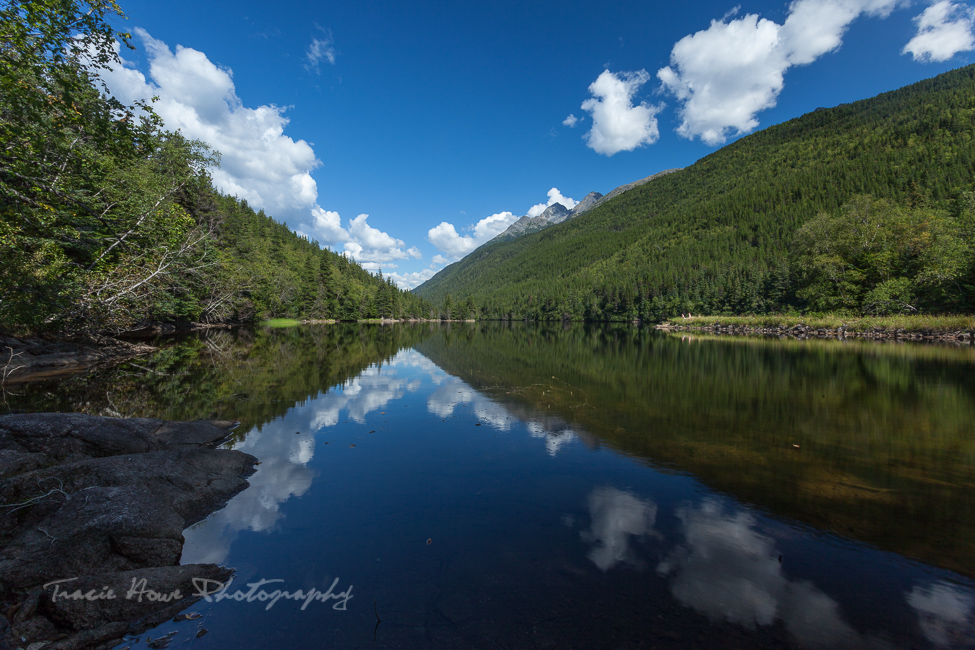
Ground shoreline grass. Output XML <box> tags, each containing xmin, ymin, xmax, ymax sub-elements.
<box><xmin>662</xmin><ymin>314</ymin><xmax>975</xmax><ymax>332</ymax></box>
<box><xmin>262</xmin><ymin>318</ymin><xmax>302</xmax><ymax>328</ymax></box>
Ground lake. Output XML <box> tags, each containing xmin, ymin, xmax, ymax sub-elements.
<box><xmin>6</xmin><ymin>323</ymin><xmax>975</xmax><ymax>649</ymax></box>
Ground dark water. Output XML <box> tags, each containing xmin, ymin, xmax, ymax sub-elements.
<box><xmin>5</xmin><ymin>323</ymin><xmax>975</xmax><ymax>649</ymax></box>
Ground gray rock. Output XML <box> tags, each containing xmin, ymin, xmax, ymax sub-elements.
<box><xmin>0</xmin><ymin>414</ymin><xmax>256</xmax><ymax>650</ymax></box>
<box><xmin>0</xmin><ymin>413</ymin><xmax>237</xmax><ymax>465</ymax></box>
<box><xmin>1</xmin><ymin>448</ymin><xmax>255</xmax><ymax>546</ymax></box>
<box><xmin>40</xmin><ymin>564</ymin><xmax>233</xmax><ymax>633</ymax></box>
<box><xmin>0</xmin><ymin>485</ymin><xmax>185</xmax><ymax>594</ymax></box>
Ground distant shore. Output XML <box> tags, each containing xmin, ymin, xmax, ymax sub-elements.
<box><xmin>656</xmin><ymin>314</ymin><xmax>975</xmax><ymax>343</ymax></box>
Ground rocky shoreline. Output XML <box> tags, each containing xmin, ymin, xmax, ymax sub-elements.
<box><xmin>656</xmin><ymin>322</ymin><xmax>975</xmax><ymax>343</ymax></box>
<box><xmin>0</xmin><ymin>337</ymin><xmax>158</xmax><ymax>385</ymax></box>
<box><xmin>0</xmin><ymin>413</ymin><xmax>257</xmax><ymax>650</ymax></box>
<box><xmin>0</xmin><ymin>323</ymin><xmax>240</xmax><ymax>384</ymax></box>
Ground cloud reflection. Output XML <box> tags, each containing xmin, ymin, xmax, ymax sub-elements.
<box><xmin>657</xmin><ymin>499</ymin><xmax>859</xmax><ymax>648</ymax></box>
<box><xmin>183</xmin><ymin>350</ymin><xmax>426</xmax><ymax>564</ymax></box>
<box><xmin>181</xmin><ymin>419</ymin><xmax>315</xmax><ymax>565</ymax></box>
<box><xmin>907</xmin><ymin>581</ymin><xmax>975</xmax><ymax>648</ymax></box>
<box><xmin>526</xmin><ymin>420</ymin><xmax>577</xmax><ymax>456</ymax></box>
<box><xmin>425</xmin><ymin>374</ymin><xmax>584</xmax><ymax>455</ymax></box>
<box><xmin>580</xmin><ymin>487</ymin><xmax>657</xmax><ymax>571</ymax></box>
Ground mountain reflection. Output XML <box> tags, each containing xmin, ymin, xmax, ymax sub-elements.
<box><xmin>415</xmin><ymin>322</ymin><xmax>975</xmax><ymax>579</ymax></box>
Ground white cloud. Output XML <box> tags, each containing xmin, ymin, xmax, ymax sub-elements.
<box><xmin>581</xmin><ymin>69</ymin><xmax>662</xmax><ymax>155</ymax></box>
<box><xmin>658</xmin><ymin>0</ymin><xmax>903</xmax><ymax>145</ymax></box>
<box><xmin>309</xmin><ymin>207</ymin><xmax>349</xmax><ymax>243</ymax></box>
<box><xmin>563</xmin><ymin>114</ymin><xmax>580</xmax><ymax>127</ymax></box>
<box><xmin>428</xmin><ymin>210</ymin><xmax>519</xmax><ymax>259</ymax></box>
<box><xmin>98</xmin><ymin>31</ymin><xmax>420</xmax><ymax>278</ymax></box>
<box><xmin>473</xmin><ymin>210</ymin><xmax>518</xmax><ymax>239</ymax></box>
<box><xmin>387</xmin><ymin>268</ymin><xmax>438</xmax><ymax>290</ymax></box>
<box><xmin>903</xmin><ymin>1</ymin><xmax>975</xmax><ymax>62</ymax></box>
<box><xmin>341</xmin><ymin>215</ymin><xmax>416</xmax><ymax>266</ymax></box>
<box><xmin>349</xmin><ymin>213</ymin><xmax>403</xmax><ymax>252</ymax></box>
<box><xmin>427</xmin><ymin>185</ymin><xmax>583</xmax><ymax>261</ymax></box>
<box><xmin>527</xmin><ymin>187</ymin><xmax>578</xmax><ymax>218</ymax></box>
<box><xmin>428</xmin><ymin>221</ymin><xmax>476</xmax><ymax>259</ymax></box>
<box><xmin>101</xmin><ymin>29</ymin><xmax>321</xmax><ymax>221</ymax></box>
<box><xmin>305</xmin><ymin>31</ymin><xmax>336</xmax><ymax>73</ymax></box>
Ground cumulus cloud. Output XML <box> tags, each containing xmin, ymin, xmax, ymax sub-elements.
<box><xmin>428</xmin><ymin>210</ymin><xmax>519</xmax><ymax>259</ymax></box>
<box><xmin>903</xmin><ymin>1</ymin><xmax>975</xmax><ymax>62</ymax></box>
<box><xmin>305</xmin><ymin>30</ymin><xmax>336</xmax><ymax>73</ymax></box>
<box><xmin>101</xmin><ymin>29</ymin><xmax>321</xmax><ymax>221</ymax></box>
<box><xmin>427</xmin><ymin>186</ymin><xmax>581</xmax><ymax>261</ymax></box>
<box><xmin>98</xmin><ymin>31</ymin><xmax>418</xmax><ymax>277</ymax></box>
<box><xmin>428</xmin><ymin>222</ymin><xmax>476</xmax><ymax>259</ymax></box>
<box><xmin>658</xmin><ymin>0</ymin><xmax>903</xmax><ymax>145</ymax></box>
<box><xmin>527</xmin><ymin>187</ymin><xmax>578</xmax><ymax>217</ymax></box>
<box><xmin>581</xmin><ymin>70</ymin><xmax>662</xmax><ymax>155</ymax></box>
<box><xmin>387</xmin><ymin>268</ymin><xmax>438</xmax><ymax>290</ymax></box>
<box><xmin>563</xmin><ymin>113</ymin><xmax>580</xmax><ymax>127</ymax></box>
<box><xmin>309</xmin><ymin>207</ymin><xmax>349</xmax><ymax>243</ymax></box>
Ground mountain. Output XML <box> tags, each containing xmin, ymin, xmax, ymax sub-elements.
<box><xmin>491</xmin><ymin>190</ymin><xmax>598</xmax><ymax>243</ymax></box>
<box><xmin>414</xmin><ymin>65</ymin><xmax>975</xmax><ymax>320</ymax></box>
<box><xmin>488</xmin><ymin>170</ymin><xmax>683</xmax><ymax>245</ymax></box>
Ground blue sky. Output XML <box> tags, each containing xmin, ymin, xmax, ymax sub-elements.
<box><xmin>98</xmin><ymin>0</ymin><xmax>975</xmax><ymax>288</ymax></box>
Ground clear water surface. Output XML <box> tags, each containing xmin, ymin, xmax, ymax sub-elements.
<box><xmin>6</xmin><ymin>323</ymin><xmax>974</xmax><ymax>649</ymax></box>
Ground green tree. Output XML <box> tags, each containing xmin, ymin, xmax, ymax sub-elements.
<box><xmin>0</xmin><ymin>0</ymin><xmax>216</xmax><ymax>332</ymax></box>
<box><xmin>793</xmin><ymin>196</ymin><xmax>971</xmax><ymax>314</ymax></box>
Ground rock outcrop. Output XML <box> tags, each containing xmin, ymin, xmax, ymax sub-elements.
<box><xmin>486</xmin><ymin>169</ymin><xmax>681</xmax><ymax>246</ymax></box>
<box><xmin>0</xmin><ymin>414</ymin><xmax>257</xmax><ymax>650</ymax></box>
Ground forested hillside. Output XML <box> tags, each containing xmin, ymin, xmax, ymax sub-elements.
<box><xmin>0</xmin><ymin>1</ymin><xmax>429</xmax><ymax>337</ymax></box>
<box><xmin>415</xmin><ymin>66</ymin><xmax>975</xmax><ymax>321</ymax></box>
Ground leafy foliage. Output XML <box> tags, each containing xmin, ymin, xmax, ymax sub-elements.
<box><xmin>0</xmin><ymin>1</ymin><xmax>429</xmax><ymax>335</ymax></box>
<box><xmin>793</xmin><ymin>196</ymin><xmax>971</xmax><ymax>314</ymax></box>
<box><xmin>415</xmin><ymin>65</ymin><xmax>975</xmax><ymax>320</ymax></box>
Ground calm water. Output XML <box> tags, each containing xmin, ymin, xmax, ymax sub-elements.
<box><xmin>5</xmin><ymin>323</ymin><xmax>975</xmax><ymax>649</ymax></box>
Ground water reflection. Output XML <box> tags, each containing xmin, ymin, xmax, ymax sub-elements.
<box><xmin>526</xmin><ymin>420</ymin><xmax>576</xmax><ymax>456</ymax></box>
<box><xmin>416</xmin><ymin>323</ymin><xmax>975</xmax><ymax>579</ymax></box>
<box><xmin>580</xmin><ymin>487</ymin><xmax>656</xmax><ymax>571</ymax></box>
<box><xmin>310</xmin><ymin>365</ymin><xmax>411</xmax><ymax>428</ymax></box>
<box><xmin>183</xmin><ymin>348</ymin><xmax>433</xmax><ymax>564</ymax></box>
<box><xmin>657</xmin><ymin>498</ymin><xmax>861</xmax><ymax>648</ymax></box>
<box><xmin>907</xmin><ymin>582</ymin><xmax>975</xmax><ymax>648</ymax></box>
<box><xmin>9</xmin><ymin>323</ymin><xmax>975</xmax><ymax>649</ymax></box>
<box><xmin>425</xmin><ymin>367</ymin><xmax>586</xmax><ymax>456</ymax></box>
<box><xmin>426</xmin><ymin>376</ymin><xmax>513</xmax><ymax>431</ymax></box>
<box><xmin>182</xmin><ymin>417</ymin><xmax>315</xmax><ymax>564</ymax></box>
